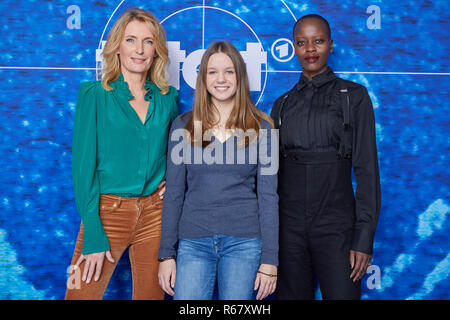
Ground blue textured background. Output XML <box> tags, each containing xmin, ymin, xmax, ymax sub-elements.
<box><xmin>0</xmin><ymin>0</ymin><xmax>448</xmax><ymax>300</ymax></box>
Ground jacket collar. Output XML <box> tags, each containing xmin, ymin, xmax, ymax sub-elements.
<box><xmin>295</xmin><ymin>66</ymin><xmax>336</xmax><ymax>91</ymax></box>
<box><xmin>110</xmin><ymin>73</ymin><xmax>154</xmax><ymax>101</ymax></box>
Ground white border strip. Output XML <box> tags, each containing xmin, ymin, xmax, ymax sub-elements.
<box><xmin>0</xmin><ymin>66</ymin><xmax>98</xmax><ymax>70</ymax></box>
<box><xmin>202</xmin><ymin>0</ymin><xmax>205</xmax><ymax>49</ymax></box>
<box><xmin>263</xmin><ymin>70</ymin><xmax>450</xmax><ymax>75</ymax></box>
<box><xmin>280</xmin><ymin>0</ymin><xmax>297</xmax><ymax>21</ymax></box>
<box><xmin>336</xmin><ymin>71</ymin><xmax>450</xmax><ymax>75</ymax></box>
<box><xmin>97</xmin><ymin>0</ymin><xmax>125</xmax><ymax>49</ymax></box>
<box><xmin>1</xmin><ymin>66</ymin><xmax>448</xmax><ymax>75</ymax></box>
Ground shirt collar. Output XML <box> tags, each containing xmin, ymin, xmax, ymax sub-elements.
<box><xmin>295</xmin><ymin>66</ymin><xmax>336</xmax><ymax>91</ymax></box>
<box><xmin>110</xmin><ymin>73</ymin><xmax>154</xmax><ymax>101</ymax></box>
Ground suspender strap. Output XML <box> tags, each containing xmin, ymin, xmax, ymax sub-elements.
<box><xmin>338</xmin><ymin>80</ymin><xmax>352</xmax><ymax>160</ymax></box>
<box><xmin>341</xmin><ymin>89</ymin><xmax>350</xmax><ymax>129</ymax></box>
<box><xmin>277</xmin><ymin>93</ymin><xmax>289</xmax><ymax>157</ymax></box>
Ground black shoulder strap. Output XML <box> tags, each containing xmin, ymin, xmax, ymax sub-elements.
<box><xmin>338</xmin><ymin>80</ymin><xmax>352</xmax><ymax>159</ymax></box>
<box><xmin>277</xmin><ymin>92</ymin><xmax>289</xmax><ymax>128</ymax></box>
<box><xmin>275</xmin><ymin>86</ymin><xmax>295</xmax><ymax>158</ymax></box>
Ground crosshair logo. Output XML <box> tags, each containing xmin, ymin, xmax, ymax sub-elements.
<box><xmin>161</xmin><ymin>5</ymin><xmax>268</xmax><ymax>104</ymax></box>
<box><xmin>95</xmin><ymin>0</ymin><xmax>299</xmax><ymax>107</ymax></box>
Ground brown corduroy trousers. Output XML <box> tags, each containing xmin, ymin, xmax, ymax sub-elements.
<box><xmin>65</xmin><ymin>189</ymin><xmax>164</xmax><ymax>300</ymax></box>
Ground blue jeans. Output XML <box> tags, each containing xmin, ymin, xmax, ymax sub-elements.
<box><xmin>173</xmin><ymin>235</ymin><xmax>261</xmax><ymax>300</ymax></box>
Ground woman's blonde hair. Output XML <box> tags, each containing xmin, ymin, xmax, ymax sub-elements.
<box><xmin>100</xmin><ymin>8</ymin><xmax>169</xmax><ymax>94</ymax></box>
<box><xmin>185</xmin><ymin>41</ymin><xmax>273</xmax><ymax>147</ymax></box>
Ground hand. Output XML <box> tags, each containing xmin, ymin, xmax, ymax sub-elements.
<box><xmin>158</xmin><ymin>181</ymin><xmax>166</xmax><ymax>200</ymax></box>
<box><xmin>75</xmin><ymin>250</ymin><xmax>115</xmax><ymax>284</ymax></box>
<box><xmin>349</xmin><ymin>250</ymin><xmax>371</xmax><ymax>282</ymax></box>
<box><xmin>254</xmin><ymin>264</ymin><xmax>277</xmax><ymax>300</ymax></box>
<box><xmin>158</xmin><ymin>259</ymin><xmax>176</xmax><ymax>296</ymax></box>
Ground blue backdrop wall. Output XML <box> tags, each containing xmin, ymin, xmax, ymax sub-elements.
<box><xmin>0</xmin><ymin>0</ymin><xmax>448</xmax><ymax>300</ymax></box>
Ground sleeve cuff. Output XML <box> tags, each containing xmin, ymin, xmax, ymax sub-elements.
<box><xmin>158</xmin><ymin>247</ymin><xmax>177</xmax><ymax>260</ymax></box>
<box><xmin>351</xmin><ymin>228</ymin><xmax>374</xmax><ymax>255</ymax></box>
<box><xmin>260</xmin><ymin>250</ymin><xmax>278</xmax><ymax>267</ymax></box>
<box><xmin>81</xmin><ymin>216</ymin><xmax>110</xmax><ymax>255</ymax></box>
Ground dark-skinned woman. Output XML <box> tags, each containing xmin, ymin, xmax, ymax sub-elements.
<box><xmin>271</xmin><ymin>14</ymin><xmax>381</xmax><ymax>300</ymax></box>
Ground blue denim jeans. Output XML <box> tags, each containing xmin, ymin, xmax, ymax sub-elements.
<box><xmin>173</xmin><ymin>234</ymin><xmax>261</xmax><ymax>300</ymax></box>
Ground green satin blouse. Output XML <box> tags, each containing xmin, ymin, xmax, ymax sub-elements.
<box><xmin>72</xmin><ymin>74</ymin><xmax>179</xmax><ymax>254</ymax></box>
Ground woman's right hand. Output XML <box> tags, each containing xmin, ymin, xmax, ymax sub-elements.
<box><xmin>158</xmin><ymin>259</ymin><xmax>176</xmax><ymax>296</ymax></box>
<box><xmin>75</xmin><ymin>251</ymin><xmax>115</xmax><ymax>284</ymax></box>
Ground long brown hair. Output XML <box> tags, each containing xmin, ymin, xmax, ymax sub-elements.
<box><xmin>186</xmin><ymin>41</ymin><xmax>273</xmax><ymax>147</ymax></box>
<box><xmin>100</xmin><ymin>8</ymin><xmax>170</xmax><ymax>94</ymax></box>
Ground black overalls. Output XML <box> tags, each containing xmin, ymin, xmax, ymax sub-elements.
<box><xmin>271</xmin><ymin>67</ymin><xmax>381</xmax><ymax>300</ymax></box>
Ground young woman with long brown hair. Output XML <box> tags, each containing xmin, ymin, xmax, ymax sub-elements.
<box><xmin>158</xmin><ymin>41</ymin><xmax>279</xmax><ymax>300</ymax></box>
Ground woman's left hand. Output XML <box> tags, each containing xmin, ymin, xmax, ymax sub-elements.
<box><xmin>349</xmin><ymin>250</ymin><xmax>372</xmax><ymax>282</ymax></box>
<box><xmin>254</xmin><ymin>264</ymin><xmax>277</xmax><ymax>300</ymax></box>
<box><xmin>158</xmin><ymin>181</ymin><xmax>166</xmax><ymax>199</ymax></box>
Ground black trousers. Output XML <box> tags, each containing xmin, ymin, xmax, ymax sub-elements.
<box><xmin>276</xmin><ymin>151</ymin><xmax>361</xmax><ymax>300</ymax></box>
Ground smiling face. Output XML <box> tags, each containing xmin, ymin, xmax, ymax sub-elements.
<box><xmin>117</xmin><ymin>20</ymin><xmax>157</xmax><ymax>77</ymax></box>
<box><xmin>205</xmin><ymin>52</ymin><xmax>238</xmax><ymax>109</ymax></box>
<box><xmin>294</xmin><ymin>18</ymin><xmax>333</xmax><ymax>80</ymax></box>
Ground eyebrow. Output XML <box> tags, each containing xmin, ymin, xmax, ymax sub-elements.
<box><xmin>295</xmin><ymin>35</ymin><xmax>326</xmax><ymax>40</ymax></box>
<box><xmin>124</xmin><ymin>35</ymin><xmax>154</xmax><ymax>40</ymax></box>
<box><xmin>207</xmin><ymin>66</ymin><xmax>234</xmax><ymax>69</ymax></box>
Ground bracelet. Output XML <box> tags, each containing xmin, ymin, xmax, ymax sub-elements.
<box><xmin>257</xmin><ymin>270</ymin><xmax>277</xmax><ymax>278</ymax></box>
<box><xmin>158</xmin><ymin>255</ymin><xmax>175</xmax><ymax>262</ymax></box>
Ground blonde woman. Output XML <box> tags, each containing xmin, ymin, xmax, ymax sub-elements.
<box><xmin>158</xmin><ymin>41</ymin><xmax>279</xmax><ymax>300</ymax></box>
<box><xmin>65</xmin><ymin>8</ymin><xmax>178</xmax><ymax>300</ymax></box>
